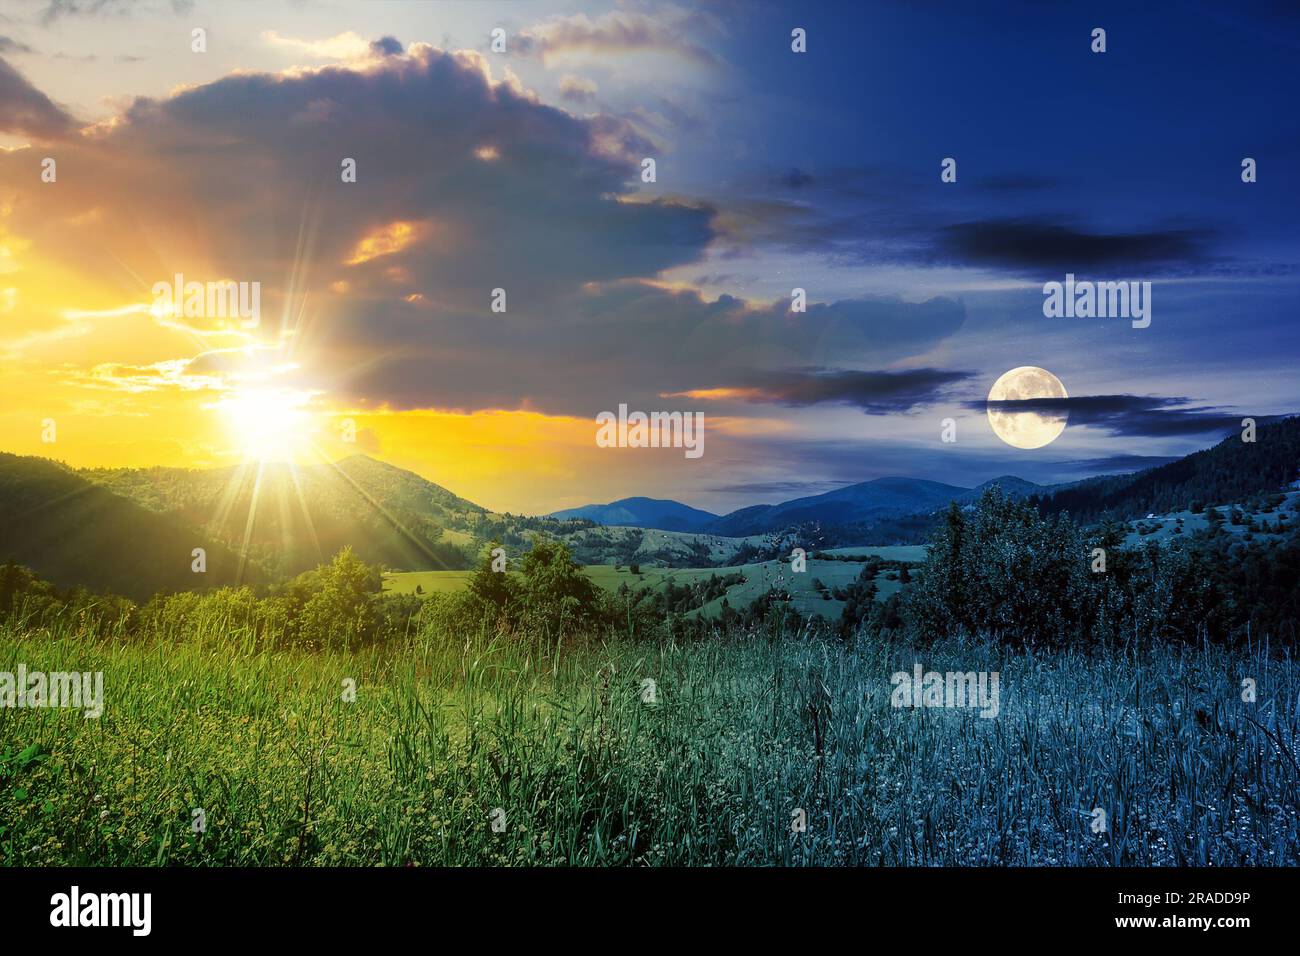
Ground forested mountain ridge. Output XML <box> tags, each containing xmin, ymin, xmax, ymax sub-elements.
<box><xmin>81</xmin><ymin>455</ymin><xmax>486</xmax><ymax>576</ymax></box>
<box><xmin>0</xmin><ymin>453</ymin><xmax>266</xmax><ymax>600</ymax></box>
<box><xmin>1032</xmin><ymin>416</ymin><xmax>1300</xmax><ymax>523</ymax></box>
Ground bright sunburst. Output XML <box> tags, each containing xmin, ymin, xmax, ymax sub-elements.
<box><xmin>215</xmin><ymin>387</ymin><xmax>316</xmax><ymax>462</ymax></box>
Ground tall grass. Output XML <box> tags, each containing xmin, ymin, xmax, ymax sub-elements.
<box><xmin>2</xmin><ymin>613</ymin><xmax>1297</xmax><ymax>866</ymax></box>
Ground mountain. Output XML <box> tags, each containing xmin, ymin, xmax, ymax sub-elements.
<box><xmin>550</xmin><ymin>497</ymin><xmax>719</xmax><ymax>532</ymax></box>
<box><xmin>706</xmin><ymin>477</ymin><xmax>973</xmax><ymax>536</ymax></box>
<box><xmin>1034</xmin><ymin>416</ymin><xmax>1300</xmax><ymax>522</ymax></box>
<box><xmin>0</xmin><ymin>453</ymin><xmax>266</xmax><ymax>600</ymax></box>
<box><xmin>961</xmin><ymin>475</ymin><xmax>1045</xmax><ymax>502</ymax></box>
<box><xmin>555</xmin><ymin>476</ymin><xmax>1051</xmax><ymax>538</ymax></box>
<box><xmin>82</xmin><ymin>454</ymin><xmax>487</xmax><ymax>577</ymax></box>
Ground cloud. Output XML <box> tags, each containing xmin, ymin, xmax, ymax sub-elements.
<box><xmin>712</xmin><ymin>165</ymin><xmax>1268</xmax><ymax>279</ymax></box>
<box><xmin>0</xmin><ymin>36</ymin><xmax>33</xmax><ymax>54</ymax></box>
<box><xmin>973</xmin><ymin>174</ymin><xmax>1063</xmax><ymax>192</ymax></box>
<box><xmin>0</xmin><ymin>43</ymin><xmax>720</xmax><ymax>404</ymax></box>
<box><xmin>40</xmin><ymin>0</ymin><xmax>122</xmax><ymax>24</ymax></box>
<box><xmin>518</xmin><ymin>10</ymin><xmax>722</xmax><ymax>65</ymax></box>
<box><xmin>0</xmin><ymin>55</ymin><xmax>76</xmax><ymax>138</ymax></box>
<box><xmin>970</xmin><ymin>394</ymin><xmax>1258</xmax><ymax>437</ymax></box>
<box><xmin>558</xmin><ymin>74</ymin><xmax>597</xmax><ymax>104</ymax></box>
<box><xmin>665</xmin><ymin>367</ymin><xmax>972</xmax><ymax>413</ymax></box>
<box><xmin>0</xmin><ymin>39</ymin><xmax>969</xmax><ymax>423</ymax></box>
<box><xmin>261</xmin><ymin>30</ymin><xmax>373</xmax><ymax>60</ymax></box>
<box><xmin>39</xmin><ymin>0</ymin><xmax>190</xmax><ymax>23</ymax></box>
<box><xmin>322</xmin><ymin>282</ymin><xmax>966</xmax><ymax>417</ymax></box>
<box><xmin>931</xmin><ymin>218</ymin><xmax>1219</xmax><ymax>274</ymax></box>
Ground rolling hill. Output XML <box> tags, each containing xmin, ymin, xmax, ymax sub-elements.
<box><xmin>0</xmin><ymin>453</ymin><xmax>265</xmax><ymax>600</ymax></box>
<box><xmin>5</xmin><ymin>416</ymin><xmax>1295</xmax><ymax>600</ymax></box>
<box><xmin>82</xmin><ymin>455</ymin><xmax>486</xmax><ymax>577</ymax></box>
<box><xmin>707</xmin><ymin>477</ymin><xmax>971</xmax><ymax>536</ymax></box>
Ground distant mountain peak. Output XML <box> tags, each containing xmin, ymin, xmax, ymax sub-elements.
<box><xmin>550</xmin><ymin>497</ymin><xmax>719</xmax><ymax>532</ymax></box>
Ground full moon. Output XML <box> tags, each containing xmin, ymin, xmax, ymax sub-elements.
<box><xmin>987</xmin><ymin>367</ymin><xmax>1068</xmax><ymax>449</ymax></box>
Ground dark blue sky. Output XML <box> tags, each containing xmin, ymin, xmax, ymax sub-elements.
<box><xmin>643</xmin><ymin>0</ymin><xmax>1300</xmax><ymax>504</ymax></box>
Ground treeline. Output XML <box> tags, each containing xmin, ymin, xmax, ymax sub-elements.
<box><xmin>6</xmin><ymin>491</ymin><xmax>1297</xmax><ymax>650</ymax></box>
<box><xmin>0</xmin><ymin>549</ymin><xmax>418</xmax><ymax>649</ymax></box>
<box><xmin>627</xmin><ymin>571</ymin><xmax>744</xmax><ymax>616</ymax></box>
<box><xmin>1033</xmin><ymin>415</ymin><xmax>1300</xmax><ymax>524</ymax></box>
<box><xmin>908</xmin><ymin>488</ymin><xmax>1300</xmax><ymax>646</ymax></box>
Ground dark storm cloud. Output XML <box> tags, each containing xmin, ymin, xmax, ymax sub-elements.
<box><xmin>970</xmin><ymin>394</ymin><xmax>1259</xmax><ymax>437</ymax></box>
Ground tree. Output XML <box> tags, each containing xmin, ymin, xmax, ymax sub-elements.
<box><xmin>516</xmin><ymin>536</ymin><xmax>598</xmax><ymax>636</ymax></box>
<box><xmin>907</xmin><ymin>489</ymin><xmax>1093</xmax><ymax>646</ymax></box>
<box><xmin>299</xmin><ymin>547</ymin><xmax>381</xmax><ymax>648</ymax></box>
<box><xmin>467</xmin><ymin>541</ymin><xmax>515</xmax><ymax>610</ymax></box>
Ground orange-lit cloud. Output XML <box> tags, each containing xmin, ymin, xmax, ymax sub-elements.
<box><xmin>345</xmin><ymin>220</ymin><xmax>428</xmax><ymax>265</ymax></box>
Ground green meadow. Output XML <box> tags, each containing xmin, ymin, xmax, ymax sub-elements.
<box><xmin>384</xmin><ymin>556</ymin><xmax>913</xmax><ymax>621</ymax></box>
<box><xmin>5</xmin><ymin>618</ymin><xmax>1297</xmax><ymax>866</ymax></box>
<box><xmin>5</xmin><ymin>490</ymin><xmax>1300</xmax><ymax>867</ymax></box>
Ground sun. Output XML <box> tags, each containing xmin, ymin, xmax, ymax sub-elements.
<box><xmin>215</xmin><ymin>387</ymin><xmax>315</xmax><ymax>462</ymax></box>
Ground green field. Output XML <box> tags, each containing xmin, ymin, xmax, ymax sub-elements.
<box><xmin>822</xmin><ymin>545</ymin><xmax>929</xmax><ymax>562</ymax></box>
<box><xmin>385</xmin><ymin>557</ymin><xmax>910</xmax><ymax>620</ymax></box>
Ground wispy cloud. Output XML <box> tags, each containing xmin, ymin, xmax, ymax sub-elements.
<box><xmin>519</xmin><ymin>9</ymin><xmax>723</xmax><ymax>66</ymax></box>
<box><xmin>260</xmin><ymin>30</ymin><xmax>375</xmax><ymax>61</ymax></box>
<box><xmin>666</xmin><ymin>367</ymin><xmax>972</xmax><ymax>413</ymax></box>
<box><xmin>970</xmin><ymin>394</ymin><xmax>1265</xmax><ymax>437</ymax></box>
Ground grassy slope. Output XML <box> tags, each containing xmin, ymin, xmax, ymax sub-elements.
<box><xmin>384</xmin><ymin>557</ymin><xmax>905</xmax><ymax>620</ymax></box>
<box><xmin>3</xmin><ymin>622</ymin><xmax>1295</xmax><ymax>866</ymax></box>
<box><xmin>1120</xmin><ymin>490</ymin><xmax>1298</xmax><ymax>548</ymax></box>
